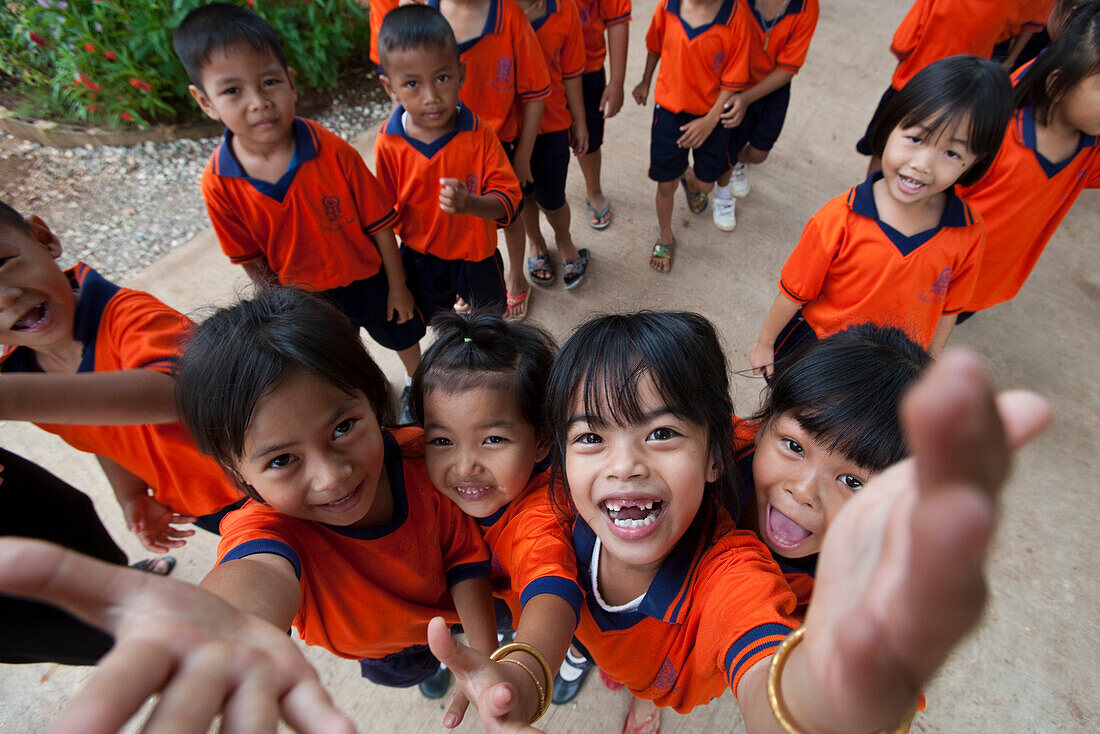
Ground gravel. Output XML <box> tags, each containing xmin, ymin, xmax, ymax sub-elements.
<box><xmin>0</xmin><ymin>93</ymin><xmax>393</xmax><ymax>281</ymax></box>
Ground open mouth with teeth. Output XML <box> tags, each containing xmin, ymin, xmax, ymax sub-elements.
<box><xmin>897</xmin><ymin>174</ymin><xmax>927</xmax><ymax>196</ymax></box>
<box><xmin>602</xmin><ymin>498</ymin><xmax>665</xmax><ymax>532</ymax></box>
<box><xmin>10</xmin><ymin>302</ymin><xmax>51</xmax><ymax>333</ymax></box>
<box><xmin>318</xmin><ymin>483</ymin><xmax>362</xmax><ymax>514</ymax></box>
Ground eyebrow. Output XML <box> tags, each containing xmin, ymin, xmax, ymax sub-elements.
<box><xmin>566</xmin><ymin>407</ymin><xmax>675</xmax><ymax>428</ymax></box>
<box><xmin>915</xmin><ymin>125</ymin><xmax>969</xmax><ymax>146</ymax></box>
<box><xmin>424</xmin><ymin>418</ymin><xmax>518</xmax><ymax>432</ymax></box>
<box><xmin>249</xmin><ymin>402</ymin><xmax>357</xmax><ymax>461</ymax></box>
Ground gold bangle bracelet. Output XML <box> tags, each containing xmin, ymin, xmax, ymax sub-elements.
<box><xmin>490</xmin><ymin>641</ymin><xmax>555</xmax><ymax>724</ymax></box>
<box><xmin>498</xmin><ymin>658</ymin><xmax>546</xmax><ymax>723</ymax></box>
<box><xmin>767</xmin><ymin>626</ymin><xmax>920</xmax><ymax>734</ymax></box>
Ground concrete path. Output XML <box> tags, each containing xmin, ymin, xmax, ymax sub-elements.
<box><xmin>1</xmin><ymin>0</ymin><xmax>1097</xmax><ymax>730</ymax></box>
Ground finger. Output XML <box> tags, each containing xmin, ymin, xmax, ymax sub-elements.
<box><xmin>483</xmin><ymin>680</ymin><xmax>520</xmax><ymax>721</ymax></box>
<box><xmin>440</xmin><ymin>177</ymin><xmax>461</xmax><ymax>188</ymax></box>
<box><xmin>163</xmin><ymin>526</ymin><xmax>196</xmax><ymax>539</ymax></box>
<box><xmin>141</xmin><ymin>537</ymin><xmax>171</xmax><ymax>554</ymax></box>
<box><xmin>281</xmin><ymin>674</ymin><xmax>357</xmax><ymax>734</ymax></box>
<box><xmin>443</xmin><ymin>690</ymin><xmax>470</xmax><ymax>729</ymax></box>
<box><xmin>427</xmin><ymin>616</ymin><xmax>468</xmax><ymax>672</ymax></box>
<box><xmin>219</xmin><ymin>658</ymin><xmax>281</xmax><ymax>734</ymax></box>
<box><xmin>140</xmin><ymin>641</ymin><xmax>235</xmax><ymax>734</ymax></box>
<box><xmin>994</xmin><ymin>390</ymin><xmax>1052</xmax><ymax>449</ymax></box>
<box><xmin>170</xmin><ymin>515</ymin><xmax>199</xmax><ymax>525</ymax></box>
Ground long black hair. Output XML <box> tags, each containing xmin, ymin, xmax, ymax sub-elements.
<box><xmin>1016</xmin><ymin>1</ymin><xmax>1100</xmax><ymax>124</ymax></box>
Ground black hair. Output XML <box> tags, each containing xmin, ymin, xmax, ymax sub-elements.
<box><xmin>173</xmin><ymin>2</ymin><xmax>288</xmax><ymax>90</ymax></box>
<box><xmin>1016</xmin><ymin>1</ymin><xmax>1100</xmax><ymax>125</ymax></box>
<box><xmin>0</xmin><ymin>199</ymin><xmax>30</xmax><ymax>236</ymax></box>
<box><xmin>546</xmin><ymin>311</ymin><xmax>739</xmax><ymax>528</ymax></box>
<box><xmin>377</xmin><ymin>4</ymin><xmax>460</xmax><ymax>68</ymax></box>
<box><xmin>1048</xmin><ymin>0</ymin><xmax>1095</xmax><ymax>40</ymax></box>
<box><xmin>752</xmin><ymin>324</ymin><xmax>931</xmax><ymax>473</ymax></box>
<box><xmin>175</xmin><ymin>288</ymin><xmax>391</xmax><ymax>501</ymax></box>
<box><xmin>872</xmin><ymin>55</ymin><xmax>1014</xmax><ymax>186</ymax></box>
<box><xmin>409</xmin><ymin>310</ymin><xmax>557</xmax><ymax>441</ymax></box>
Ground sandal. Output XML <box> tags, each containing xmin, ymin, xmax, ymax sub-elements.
<box><xmin>562</xmin><ymin>248</ymin><xmax>590</xmax><ymax>290</ymax></box>
<box><xmin>505</xmin><ymin>289</ymin><xmax>529</xmax><ymax>321</ymax></box>
<box><xmin>527</xmin><ymin>253</ymin><xmax>555</xmax><ymax>285</ymax></box>
<box><xmin>650</xmin><ymin>238</ymin><xmax>674</xmax><ymax>273</ymax></box>
<box><xmin>586</xmin><ymin>198</ymin><xmax>612</xmax><ymax>230</ymax></box>
<box><xmin>679</xmin><ymin>173</ymin><xmax>708</xmax><ymax>214</ymax></box>
<box><xmin>131</xmin><ymin>556</ymin><xmax>176</xmax><ymax>576</ymax></box>
<box><xmin>622</xmin><ymin>696</ymin><xmax>661</xmax><ymax>734</ymax></box>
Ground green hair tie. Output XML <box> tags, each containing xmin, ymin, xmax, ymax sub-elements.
<box><xmin>464</xmin><ymin>337</ymin><xmax>473</xmax><ymax>343</ymax></box>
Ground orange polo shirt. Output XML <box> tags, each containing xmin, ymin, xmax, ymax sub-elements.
<box><xmin>740</xmin><ymin>0</ymin><xmax>818</xmax><ymax>84</ymax></box>
<box><xmin>577</xmin><ymin>0</ymin><xmax>633</xmax><ymax>73</ymax></box>
<box><xmin>528</xmin><ymin>0</ymin><xmax>587</xmax><ymax>134</ymax></box>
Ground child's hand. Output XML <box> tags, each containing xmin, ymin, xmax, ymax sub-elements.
<box><xmin>440</xmin><ymin>178</ymin><xmax>473</xmax><ymax>215</ymax></box>
<box><xmin>387</xmin><ymin>283</ymin><xmax>417</xmax><ymax>324</ymax></box>
<box><xmin>427</xmin><ymin>617</ymin><xmax>545</xmax><ymax>733</ymax></box>
<box><xmin>677</xmin><ymin>116</ymin><xmax>718</xmax><ymax>149</ymax></box>
<box><xmin>123</xmin><ymin>494</ymin><xmax>196</xmax><ymax>553</ymax></box>
<box><xmin>632</xmin><ymin>80</ymin><xmax>650</xmax><ymax>106</ymax></box>
<box><xmin>571</xmin><ymin>122</ymin><xmax>589</xmax><ymax>157</ymax></box>
<box><xmin>749</xmin><ymin>342</ymin><xmax>775</xmax><ymax>378</ymax></box>
<box><xmin>0</xmin><ymin>538</ymin><xmax>356</xmax><ymax>734</ymax></box>
<box><xmin>512</xmin><ymin>155</ymin><xmax>534</xmax><ymax>188</ymax></box>
<box><xmin>720</xmin><ymin>94</ymin><xmax>747</xmax><ymax>128</ymax></box>
<box><xmin>601</xmin><ymin>83</ymin><xmax>625</xmax><ymax>119</ymax></box>
<box><xmin>791</xmin><ymin>351</ymin><xmax>1051</xmax><ymax>732</ymax></box>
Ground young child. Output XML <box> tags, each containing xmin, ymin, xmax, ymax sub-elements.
<box><xmin>408</xmin><ymin>311</ymin><xmax>584</xmax><ymax>721</ymax></box>
<box><xmin>373</xmin><ymin>6</ymin><xmax>523</xmax><ymax>325</ymax></box>
<box><xmin>0</xmin><ymin>201</ymin><xmax>242</xmax><ymax>552</ymax></box>
<box><xmin>574</xmin><ymin>0</ymin><xmax>632</xmax><ymax>230</ymax></box>
<box><xmin>750</xmin><ymin>56</ymin><xmax>1013</xmax><ymax>377</ymax></box>
<box><xmin>957</xmin><ymin>2</ymin><xmax>1100</xmax><ymax>316</ymax></box>
<box><xmin>174</xmin><ymin>4</ymin><xmax>425</xmax><ymax>421</ymax></box>
<box><xmin>515</xmin><ymin>0</ymin><xmax>592</xmax><ymax>291</ymax></box>
<box><xmin>632</xmin><ymin>0</ymin><xmax>751</xmax><ymax>272</ymax></box>
<box><xmin>427</xmin><ymin>0</ymin><xmax>552</xmax><ymax>319</ymax></box>
<box><xmin>710</xmin><ymin>0</ymin><xmax>819</xmax><ymax>231</ymax></box>
<box><xmin>174</xmin><ymin>287</ymin><xmax>498</xmax><ymax>698</ymax></box>
<box><xmin>856</xmin><ymin>0</ymin><xmax>1035</xmax><ymax>172</ymax></box>
<box><xmin>735</xmin><ymin>323</ymin><xmax>930</xmax><ymax>611</ymax></box>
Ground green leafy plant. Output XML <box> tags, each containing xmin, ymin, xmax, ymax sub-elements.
<box><xmin>0</xmin><ymin>0</ymin><xmax>368</xmax><ymax>128</ymax></box>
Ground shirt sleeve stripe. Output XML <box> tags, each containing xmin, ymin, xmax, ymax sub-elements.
<box><xmin>779</xmin><ymin>280</ymin><xmax>812</xmax><ymax>303</ymax></box>
<box><xmin>362</xmin><ymin>209</ymin><xmax>399</xmax><ymax>235</ymax></box>
<box><xmin>724</xmin><ymin>622</ymin><xmax>794</xmax><ymax>690</ymax></box>
<box><xmin>721</xmin><ymin>82</ymin><xmax>750</xmax><ymax>91</ymax></box>
<box><xmin>604</xmin><ymin>12</ymin><xmax>631</xmax><ymax>24</ymax></box>
<box><xmin>519</xmin><ymin>576</ymin><xmax>584</xmax><ymax>623</ymax></box>
<box><xmin>446</xmin><ymin>560</ymin><xmax>492</xmax><ymax>587</ymax></box>
<box><xmin>219</xmin><ymin>539</ymin><xmax>302</xmax><ymax>579</ymax></box>
<box><xmin>519</xmin><ymin>85</ymin><xmax>552</xmax><ymax>101</ymax></box>
<box><xmin>777</xmin><ymin>62</ymin><xmax>801</xmax><ymax>75</ymax></box>
<box><xmin>486</xmin><ymin>190</ymin><xmax>517</xmax><ymax>226</ymax></box>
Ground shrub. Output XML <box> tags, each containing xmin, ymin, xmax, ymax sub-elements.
<box><xmin>0</xmin><ymin>0</ymin><xmax>368</xmax><ymax>128</ymax></box>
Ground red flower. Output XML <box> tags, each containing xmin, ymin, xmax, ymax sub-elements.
<box><xmin>84</xmin><ymin>43</ymin><xmax>95</xmax><ymax>52</ymax></box>
<box><xmin>88</xmin><ymin>104</ymin><xmax>100</xmax><ymax>112</ymax></box>
<box><xmin>73</xmin><ymin>75</ymin><xmax>83</xmax><ymax>86</ymax></box>
<box><xmin>104</xmin><ymin>51</ymin><xmax>116</xmax><ymax>60</ymax></box>
<box><xmin>81</xmin><ymin>74</ymin><xmax>101</xmax><ymax>92</ymax></box>
<box><xmin>130</xmin><ymin>78</ymin><xmax>152</xmax><ymax>92</ymax></box>
<box><xmin>246</xmin><ymin>0</ymin><xmax>254</xmax><ymax>5</ymax></box>
<box><xmin>121</xmin><ymin>113</ymin><xmax>133</xmax><ymax>121</ymax></box>
<box><xmin>29</xmin><ymin>32</ymin><xmax>48</xmax><ymax>47</ymax></box>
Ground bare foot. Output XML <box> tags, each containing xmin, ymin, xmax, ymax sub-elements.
<box><xmin>650</xmin><ymin>238</ymin><xmax>674</xmax><ymax>273</ymax></box>
<box><xmin>623</xmin><ymin>695</ymin><xmax>661</xmax><ymax>734</ymax></box>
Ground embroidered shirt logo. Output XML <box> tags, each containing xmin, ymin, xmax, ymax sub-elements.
<box><xmin>465</xmin><ymin>174</ymin><xmax>479</xmax><ymax>196</ymax></box>
<box><xmin>919</xmin><ymin>267</ymin><xmax>952</xmax><ymax>302</ymax></box>
<box><xmin>322</xmin><ymin>195</ymin><xmax>343</xmax><ymax>223</ymax></box>
<box><xmin>653</xmin><ymin>658</ymin><xmax>678</xmax><ymax>691</ymax></box>
<box><xmin>711</xmin><ymin>51</ymin><xmax>726</xmax><ymax>74</ymax></box>
<box><xmin>492</xmin><ymin>57</ymin><xmax>514</xmax><ymax>91</ymax></box>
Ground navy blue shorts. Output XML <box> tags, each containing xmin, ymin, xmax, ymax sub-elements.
<box><xmin>729</xmin><ymin>83</ymin><xmax>791</xmax><ymax>157</ymax></box>
<box><xmin>323</xmin><ymin>271</ymin><xmax>427</xmax><ymax>352</ymax></box>
<box><xmin>855</xmin><ymin>85</ymin><xmax>898</xmax><ymax>156</ymax></box>
<box><xmin>530</xmin><ymin>129</ymin><xmax>570</xmax><ymax>210</ymax></box>
<box><xmin>359</xmin><ymin>644</ymin><xmax>440</xmax><ymax>687</ymax></box>
<box><xmin>401</xmin><ymin>246</ymin><xmax>507</xmax><ymax>322</ymax></box>
<box><xmin>503</xmin><ymin>138</ymin><xmax>535</xmax><ymax>203</ymax></box>
<box><xmin>769</xmin><ymin>310</ymin><xmax>819</xmax><ymax>382</ymax></box>
<box><xmin>648</xmin><ymin>105</ymin><xmax>732</xmax><ymax>183</ymax></box>
<box><xmin>582</xmin><ymin>69</ymin><xmax>607</xmax><ymax>153</ymax></box>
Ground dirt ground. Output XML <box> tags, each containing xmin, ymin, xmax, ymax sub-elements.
<box><xmin>1</xmin><ymin>0</ymin><xmax>1097</xmax><ymax>730</ymax></box>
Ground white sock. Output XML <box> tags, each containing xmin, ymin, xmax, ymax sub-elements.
<box><xmin>715</xmin><ymin>183</ymin><xmax>733</xmax><ymax>200</ymax></box>
<box><xmin>405</xmin><ymin>373</ymin><xmax>412</xmax><ymax>387</ymax></box>
<box><xmin>557</xmin><ymin>649</ymin><xmax>589</xmax><ymax>681</ymax></box>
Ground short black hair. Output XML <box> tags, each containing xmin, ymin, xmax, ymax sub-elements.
<box><xmin>173</xmin><ymin>2</ymin><xmax>288</xmax><ymax>90</ymax></box>
<box><xmin>1048</xmin><ymin>0</ymin><xmax>1095</xmax><ymax>40</ymax></box>
<box><xmin>0</xmin><ymin>199</ymin><xmax>30</xmax><ymax>236</ymax></box>
<box><xmin>1016</xmin><ymin>1</ymin><xmax>1100</xmax><ymax>125</ymax></box>
<box><xmin>377</xmin><ymin>4</ymin><xmax>460</xmax><ymax>69</ymax></box>
<box><xmin>753</xmin><ymin>323</ymin><xmax>931</xmax><ymax>472</ymax></box>
<box><xmin>175</xmin><ymin>288</ymin><xmax>392</xmax><ymax>501</ymax></box>
<box><xmin>409</xmin><ymin>310</ymin><xmax>557</xmax><ymax>440</ymax></box>
<box><xmin>546</xmin><ymin>311</ymin><xmax>740</xmax><ymax>526</ymax></box>
<box><xmin>872</xmin><ymin>55</ymin><xmax>1014</xmax><ymax>186</ymax></box>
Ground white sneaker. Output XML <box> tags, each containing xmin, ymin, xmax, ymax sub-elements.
<box><xmin>712</xmin><ymin>196</ymin><xmax>737</xmax><ymax>231</ymax></box>
<box><xmin>730</xmin><ymin>162</ymin><xmax>750</xmax><ymax>198</ymax></box>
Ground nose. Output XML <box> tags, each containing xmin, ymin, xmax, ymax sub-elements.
<box><xmin>606</xmin><ymin>440</ymin><xmax>648</xmax><ymax>481</ymax></box>
<box><xmin>910</xmin><ymin>146</ymin><xmax>935</xmax><ymax>172</ymax></box>
<box><xmin>313</xmin><ymin>451</ymin><xmax>352</xmax><ymax>493</ymax></box>
<box><xmin>784</xmin><ymin>470</ymin><xmax>820</xmax><ymax>509</ymax></box>
<box><xmin>0</xmin><ymin>284</ymin><xmax>21</xmax><ymax>308</ymax></box>
<box><xmin>246</xmin><ymin>85</ymin><xmax>273</xmax><ymax>110</ymax></box>
<box><xmin>454</xmin><ymin>447</ymin><xmax>481</xmax><ymax>478</ymax></box>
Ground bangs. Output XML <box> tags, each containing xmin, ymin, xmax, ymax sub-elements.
<box><xmin>791</xmin><ymin>403</ymin><xmax>905</xmax><ymax>472</ymax></box>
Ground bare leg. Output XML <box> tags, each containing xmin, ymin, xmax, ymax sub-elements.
<box><xmin>623</xmin><ymin>695</ymin><xmax>661</xmax><ymax>734</ymax></box>
<box><xmin>651</xmin><ymin>179</ymin><xmax>677</xmax><ymax>273</ymax></box>
<box><xmin>541</xmin><ymin>202</ymin><xmax>580</xmax><ymax>261</ymax></box>
<box><xmin>578</xmin><ymin>149</ymin><xmax>611</xmax><ymax>227</ymax></box>
<box><xmin>503</xmin><ymin>219</ymin><xmax>529</xmax><ymax>314</ymax></box>
<box><xmin>396</xmin><ymin>343</ymin><xmax>421</xmax><ymax>377</ymax></box>
<box><xmin>683</xmin><ymin>167</ymin><xmax>715</xmax><ymax>195</ymax></box>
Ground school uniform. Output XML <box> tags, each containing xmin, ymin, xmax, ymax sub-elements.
<box><xmin>576</xmin><ymin>0</ymin><xmax>633</xmax><ymax>151</ymax></box>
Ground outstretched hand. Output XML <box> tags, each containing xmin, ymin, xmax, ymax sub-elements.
<box><xmin>0</xmin><ymin>538</ymin><xmax>355</xmax><ymax>734</ymax></box>
<box><xmin>122</xmin><ymin>493</ymin><xmax>196</xmax><ymax>553</ymax></box>
<box><xmin>792</xmin><ymin>350</ymin><xmax>1051</xmax><ymax>732</ymax></box>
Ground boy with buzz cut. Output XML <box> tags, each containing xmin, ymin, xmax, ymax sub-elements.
<box><xmin>373</xmin><ymin>5</ymin><xmax>523</xmax><ymax>324</ymax></box>
<box><xmin>0</xmin><ymin>200</ymin><xmax>243</xmax><ymax>552</ymax></box>
<box><xmin>173</xmin><ymin>3</ymin><xmax>425</xmax><ymax>421</ymax></box>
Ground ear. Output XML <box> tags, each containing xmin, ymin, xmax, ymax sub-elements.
<box><xmin>535</xmin><ymin>434</ymin><xmax>553</xmax><ymax>459</ymax></box>
<box><xmin>24</xmin><ymin>216</ymin><xmax>62</xmax><ymax>259</ymax></box>
<box><xmin>379</xmin><ymin>73</ymin><xmax>398</xmax><ymax>102</ymax></box>
<box><xmin>705</xmin><ymin>452</ymin><xmax>721</xmax><ymax>484</ymax></box>
<box><xmin>287</xmin><ymin>66</ymin><xmax>298</xmax><ymax>97</ymax></box>
<box><xmin>188</xmin><ymin>84</ymin><xmax>220</xmax><ymax>121</ymax></box>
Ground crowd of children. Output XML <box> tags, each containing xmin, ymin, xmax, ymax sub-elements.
<box><xmin>0</xmin><ymin>0</ymin><xmax>1096</xmax><ymax>731</ymax></box>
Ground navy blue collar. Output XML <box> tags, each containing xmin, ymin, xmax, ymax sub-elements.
<box><xmin>383</xmin><ymin>103</ymin><xmax>476</xmax><ymax>159</ymax></box>
<box><xmin>324</xmin><ymin>431</ymin><xmax>411</xmax><ymax>539</ymax></box>
<box><xmin>530</xmin><ymin>0</ymin><xmax>557</xmax><ymax>30</ymax></box>
<box><xmin>574</xmin><ymin>513</ymin><xmax>708</xmax><ymax>631</ymax></box>
<box><xmin>850</xmin><ymin>172</ymin><xmax>970</xmax><ymax>256</ymax></box>
<box><xmin>214</xmin><ymin>118</ymin><xmax>317</xmax><ymax>202</ymax></box>
<box><xmin>428</xmin><ymin>0</ymin><xmax>500</xmax><ymax>54</ymax></box>
<box><xmin>0</xmin><ymin>264</ymin><xmax>118</xmax><ymax>374</ymax></box>
<box><xmin>749</xmin><ymin>0</ymin><xmax>805</xmax><ymax>29</ymax></box>
<box><xmin>668</xmin><ymin>0</ymin><xmax>736</xmax><ymax>40</ymax></box>
<box><xmin>1021</xmin><ymin>105</ymin><xmax>1097</xmax><ymax>179</ymax></box>
<box><xmin>475</xmin><ymin>452</ymin><xmax>553</xmax><ymax>528</ymax></box>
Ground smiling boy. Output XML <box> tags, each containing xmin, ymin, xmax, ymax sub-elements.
<box><xmin>174</xmin><ymin>3</ymin><xmax>425</xmax><ymax>421</ymax></box>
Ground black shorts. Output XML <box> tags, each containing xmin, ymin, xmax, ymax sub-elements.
<box><xmin>729</xmin><ymin>83</ymin><xmax>791</xmax><ymax>156</ymax></box>
<box><xmin>323</xmin><ymin>271</ymin><xmax>427</xmax><ymax>352</ymax></box>
<box><xmin>855</xmin><ymin>85</ymin><xmax>898</xmax><ymax>156</ymax></box>
<box><xmin>769</xmin><ymin>310</ymin><xmax>819</xmax><ymax>382</ymax></box>
<box><xmin>401</xmin><ymin>246</ymin><xmax>507</xmax><ymax>321</ymax></box>
<box><xmin>503</xmin><ymin>138</ymin><xmax>535</xmax><ymax>203</ymax></box>
<box><xmin>648</xmin><ymin>105</ymin><xmax>732</xmax><ymax>183</ymax></box>
<box><xmin>359</xmin><ymin>644</ymin><xmax>440</xmax><ymax>687</ymax></box>
<box><xmin>529</xmin><ymin>129</ymin><xmax>571</xmax><ymax>210</ymax></box>
<box><xmin>582</xmin><ymin>69</ymin><xmax>607</xmax><ymax>153</ymax></box>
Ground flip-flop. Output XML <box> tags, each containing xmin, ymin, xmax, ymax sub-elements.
<box><xmin>563</xmin><ymin>248</ymin><xmax>590</xmax><ymax>290</ymax></box>
<box><xmin>622</xmin><ymin>696</ymin><xmax>661</xmax><ymax>734</ymax></box>
<box><xmin>679</xmin><ymin>173</ymin><xmax>708</xmax><ymax>214</ymax></box>
<box><xmin>586</xmin><ymin>198</ymin><xmax>612</xmax><ymax>230</ymax></box>
<box><xmin>131</xmin><ymin>556</ymin><xmax>176</xmax><ymax>576</ymax></box>
<box><xmin>527</xmin><ymin>253</ymin><xmax>555</xmax><ymax>285</ymax></box>
<box><xmin>505</xmin><ymin>289</ymin><xmax>529</xmax><ymax>321</ymax></box>
<box><xmin>650</xmin><ymin>238</ymin><xmax>674</xmax><ymax>273</ymax></box>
